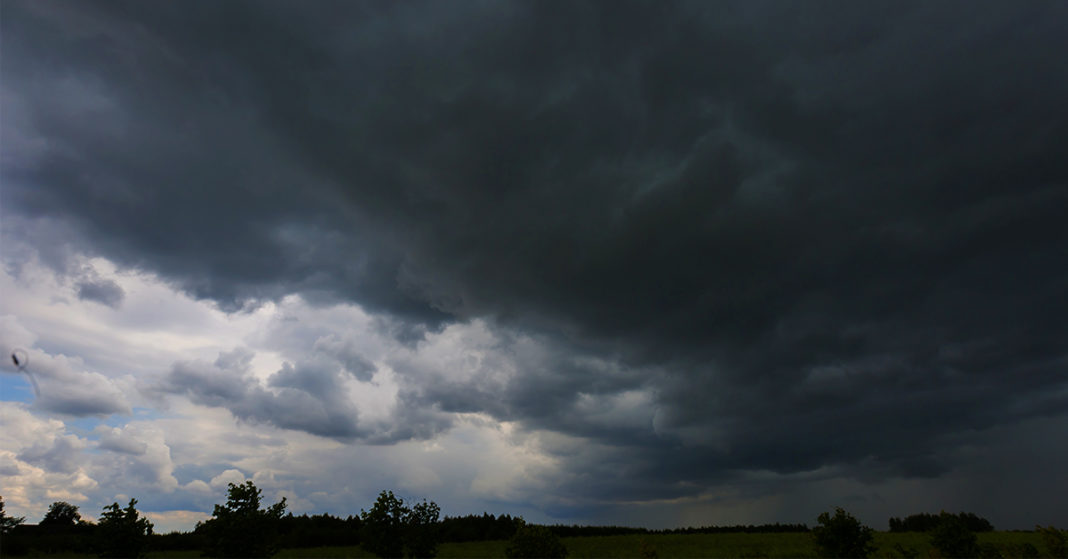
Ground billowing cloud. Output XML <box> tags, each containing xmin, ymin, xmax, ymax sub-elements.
<box><xmin>17</xmin><ymin>433</ymin><xmax>86</xmax><ymax>475</ymax></box>
<box><xmin>158</xmin><ymin>348</ymin><xmax>368</xmax><ymax>440</ymax></box>
<box><xmin>0</xmin><ymin>404</ymin><xmax>100</xmax><ymax>514</ymax></box>
<box><xmin>95</xmin><ymin>426</ymin><xmax>148</xmax><ymax>456</ymax></box>
<box><xmin>0</xmin><ymin>316</ymin><xmax>131</xmax><ymax>416</ymax></box>
<box><xmin>2</xmin><ymin>0</ymin><xmax>1067</xmax><ymax>530</ymax></box>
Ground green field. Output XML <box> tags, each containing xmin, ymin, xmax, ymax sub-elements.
<box><xmin>132</xmin><ymin>531</ymin><xmax>1056</xmax><ymax>559</ymax></box>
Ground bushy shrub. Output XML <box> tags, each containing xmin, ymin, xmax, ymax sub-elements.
<box><xmin>812</xmin><ymin>507</ymin><xmax>876</xmax><ymax>558</ymax></box>
<box><xmin>929</xmin><ymin>513</ymin><xmax>978</xmax><ymax>558</ymax></box>
<box><xmin>638</xmin><ymin>538</ymin><xmax>658</xmax><ymax>559</ymax></box>
<box><xmin>978</xmin><ymin>542</ymin><xmax>1002</xmax><ymax>559</ymax></box>
<box><xmin>1012</xmin><ymin>543</ymin><xmax>1040</xmax><ymax>558</ymax></box>
<box><xmin>504</xmin><ymin>521</ymin><xmax>568</xmax><ymax>559</ymax></box>
<box><xmin>1037</xmin><ymin>525</ymin><xmax>1068</xmax><ymax>559</ymax></box>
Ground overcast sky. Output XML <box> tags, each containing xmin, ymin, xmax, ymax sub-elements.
<box><xmin>2</xmin><ymin>0</ymin><xmax>1067</xmax><ymax>534</ymax></box>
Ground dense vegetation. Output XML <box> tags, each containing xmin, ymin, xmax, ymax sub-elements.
<box><xmin>97</xmin><ymin>499</ymin><xmax>154</xmax><ymax>558</ymax></box>
<box><xmin>811</xmin><ymin>507</ymin><xmax>876</xmax><ymax>558</ymax></box>
<box><xmin>199</xmin><ymin>481</ymin><xmax>289</xmax><ymax>558</ymax></box>
<box><xmin>2</xmin><ymin>492</ymin><xmax>1065</xmax><ymax>558</ymax></box>
<box><xmin>889</xmin><ymin>511</ymin><xmax>995</xmax><ymax>533</ymax></box>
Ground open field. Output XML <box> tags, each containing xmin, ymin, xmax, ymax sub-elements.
<box><xmin>131</xmin><ymin>531</ymin><xmax>1054</xmax><ymax>559</ymax></box>
<box><xmin>7</xmin><ymin>531</ymin><xmax>1055</xmax><ymax>558</ymax></box>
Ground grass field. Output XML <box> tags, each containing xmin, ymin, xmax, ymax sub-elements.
<box><xmin>21</xmin><ymin>531</ymin><xmax>1053</xmax><ymax>558</ymax></box>
<box><xmin>130</xmin><ymin>530</ymin><xmax>1056</xmax><ymax>558</ymax></box>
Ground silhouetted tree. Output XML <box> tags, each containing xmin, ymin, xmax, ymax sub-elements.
<box><xmin>98</xmin><ymin>498</ymin><xmax>153</xmax><ymax>558</ymax></box>
<box><xmin>360</xmin><ymin>491</ymin><xmax>442</xmax><ymax>559</ymax></box>
<box><xmin>504</xmin><ymin>520</ymin><xmax>568</xmax><ymax>559</ymax></box>
<box><xmin>929</xmin><ymin>513</ymin><xmax>979</xmax><ymax>558</ymax></box>
<box><xmin>957</xmin><ymin>512</ymin><xmax>994</xmax><ymax>532</ymax></box>
<box><xmin>0</xmin><ymin>495</ymin><xmax>25</xmax><ymax>534</ymax></box>
<box><xmin>40</xmin><ymin>501</ymin><xmax>81</xmax><ymax>527</ymax></box>
<box><xmin>406</xmin><ymin>499</ymin><xmax>441</xmax><ymax>559</ymax></box>
<box><xmin>361</xmin><ymin>490</ymin><xmax>408</xmax><ymax>558</ymax></box>
<box><xmin>200</xmin><ymin>481</ymin><xmax>287</xmax><ymax>558</ymax></box>
<box><xmin>812</xmin><ymin>507</ymin><xmax>875</xmax><ymax>559</ymax></box>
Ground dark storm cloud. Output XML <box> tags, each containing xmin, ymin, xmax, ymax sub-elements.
<box><xmin>4</xmin><ymin>0</ymin><xmax>1068</xmax><ymax>510</ymax></box>
<box><xmin>75</xmin><ymin>277</ymin><xmax>125</xmax><ymax>308</ymax></box>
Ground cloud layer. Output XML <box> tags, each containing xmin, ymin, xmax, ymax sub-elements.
<box><xmin>2</xmin><ymin>0</ymin><xmax>1067</xmax><ymax>530</ymax></box>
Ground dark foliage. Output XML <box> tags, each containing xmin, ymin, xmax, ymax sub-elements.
<box><xmin>4</xmin><ymin>523</ymin><xmax>98</xmax><ymax>555</ymax></box>
<box><xmin>150</xmin><ymin>529</ymin><xmax>208</xmax><ymax>552</ymax></box>
<box><xmin>418</xmin><ymin>514</ymin><xmax>806</xmax><ymax>543</ymax></box>
<box><xmin>0</xmin><ymin>510</ymin><xmax>814</xmax><ymax>558</ymax></box>
<box><xmin>8</xmin><ymin>501</ymin><xmax>96</xmax><ymax>555</ymax></box>
<box><xmin>892</xmin><ymin>542</ymin><xmax>920</xmax><ymax>559</ymax></box>
<box><xmin>505</xmin><ymin>521</ymin><xmax>569</xmax><ymax>559</ymax></box>
<box><xmin>0</xmin><ymin>496</ymin><xmax>27</xmax><ymax>556</ymax></box>
<box><xmin>638</xmin><ymin>538</ymin><xmax>659</xmax><ymax>559</ymax></box>
<box><xmin>979</xmin><ymin>542</ymin><xmax>1003</xmax><ymax>559</ymax></box>
<box><xmin>39</xmin><ymin>501</ymin><xmax>81</xmax><ymax>527</ymax></box>
<box><xmin>439</xmin><ymin>513</ymin><xmax>522</xmax><ymax>542</ymax></box>
<box><xmin>929</xmin><ymin>513</ymin><xmax>979</xmax><ymax>558</ymax></box>
<box><xmin>361</xmin><ymin>490</ymin><xmax>409</xmax><ymax>558</ymax></box>
<box><xmin>3</xmin><ymin>487</ymin><xmax>1053</xmax><ymax>559</ymax></box>
<box><xmin>812</xmin><ymin>507</ymin><xmax>876</xmax><ymax>559</ymax></box>
<box><xmin>1037</xmin><ymin>525</ymin><xmax>1068</xmax><ymax>559</ymax></box>
<box><xmin>407</xmin><ymin>499</ymin><xmax>442</xmax><ymax>559</ymax></box>
<box><xmin>199</xmin><ymin>480</ymin><xmax>287</xmax><ymax>558</ymax></box>
<box><xmin>0</xmin><ymin>496</ymin><xmax>25</xmax><ymax>534</ymax></box>
<box><xmin>277</xmin><ymin>513</ymin><xmax>362</xmax><ymax>548</ymax></box>
<box><xmin>991</xmin><ymin>542</ymin><xmax>1033</xmax><ymax>559</ymax></box>
<box><xmin>97</xmin><ymin>498</ymin><xmax>153</xmax><ymax>558</ymax></box>
<box><xmin>360</xmin><ymin>490</ymin><xmax>442</xmax><ymax>558</ymax></box>
<box><xmin>889</xmin><ymin>511</ymin><xmax>993</xmax><ymax>533</ymax></box>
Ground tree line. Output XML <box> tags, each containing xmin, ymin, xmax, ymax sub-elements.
<box><xmin>3</xmin><ymin>485</ymin><xmax>505</xmax><ymax>558</ymax></box>
<box><xmin>889</xmin><ymin>511</ymin><xmax>994</xmax><ymax>533</ymax></box>
<box><xmin>4</xmin><ymin>490</ymin><xmax>1067</xmax><ymax>559</ymax></box>
<box><xmin>813</xmin><ymin>507</ymin><xmax>1066</xmax><ymax>559</ymax></box>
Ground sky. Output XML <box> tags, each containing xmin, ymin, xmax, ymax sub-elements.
<box><xmin>1</xmin><ymin>0</ymin><xmax>1067</xmax><ymax>534</ymax></box>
